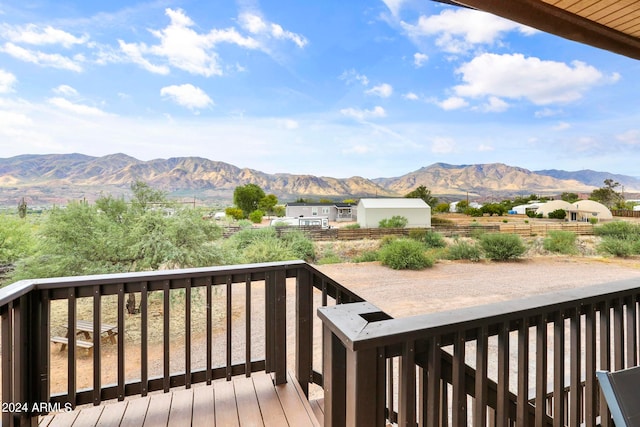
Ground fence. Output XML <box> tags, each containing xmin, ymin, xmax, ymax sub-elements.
<box><xmin>612</xmin><ymin>209</ymin><xmax>640</xmax><ymax>218</ymax></box>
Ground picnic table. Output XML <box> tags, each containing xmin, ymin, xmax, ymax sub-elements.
<box><xmin>50</xmin><ymin>320</ymin><xmax>118</xmax><ymax>354</ymax></box>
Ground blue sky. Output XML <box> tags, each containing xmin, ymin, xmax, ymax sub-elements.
<box><xmin>1</xmin><ymin>0</ymin><xmax>639</xmax><ymax>179</ymax></box>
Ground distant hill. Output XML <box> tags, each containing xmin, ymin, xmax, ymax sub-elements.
<box><xmin>535</xmin><ymin>169</ymin><xmax>640</xmax><ymax>190</ymax></box>
<box><xmin>373</xmin><ymin>163</ymin><xmax>597</xmax><ymax>198</ymax></box>
<box><xmin>1</xmin><ymin>154</ymin><xmax>638</xmax><ymax>206</ymax></box>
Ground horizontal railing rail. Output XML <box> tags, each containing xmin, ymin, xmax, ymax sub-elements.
<box><xmin>319</xmin><ymin>278</ymin><xmax>640</xmax><ymax>426</ymax></box>
<box><xmin>0</xmin><ymin>261</ymin><xmax>363</xmax><ymax>426</ymax></box>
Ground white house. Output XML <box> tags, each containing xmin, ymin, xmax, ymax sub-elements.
<box><xmin>357</xmin><ymin>198</ymin><xmax>431</xmax><ymax>228</ymax></box>
<box><xmin>569</xmin><ymin>200</ymin><xmax>613</xmax><ymax>221</ymax></box>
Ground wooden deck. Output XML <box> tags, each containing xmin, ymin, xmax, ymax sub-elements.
<box><xmin>38</xmin><ymin>372</ymin><xmax>322</xmax><ymax>427</ymax></box>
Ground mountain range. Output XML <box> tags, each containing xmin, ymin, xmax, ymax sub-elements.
<box><xmin>1</xmin><ymin>154</ymin><xmax>639</xmax><ymax>206</ymax></box>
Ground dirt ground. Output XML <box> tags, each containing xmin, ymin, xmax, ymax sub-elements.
<box><xmin>316</xmin><ymin>256</ymin><xmax>640</xmax><ymax>318</ymax></box>
<box><xmin>42</xmin><ymin>254</ymin><xmax>640</xmax><ymax>398</ymax></box>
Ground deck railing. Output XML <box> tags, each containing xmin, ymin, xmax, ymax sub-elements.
<box><xmin>0</xmin><ymin>261</ymin><xmax>362</xmax><ymax>426</ymax></box>
<box><xmin>3</xmin><ymin>261</ymin><xmax>639</xmax><ymax>427</ymax></box>
<box><xmin>319</xmin><ymin>278</ymin><xmax>640</xmax><ymax>426</ymax></box>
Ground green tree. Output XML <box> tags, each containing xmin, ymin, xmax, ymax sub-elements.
<box><xmin>234</xmin><ymin>184</ymin><xmax>265</xmax><ymax>218</ymax></box>
<box><xmin>0</xmin><ymin>215</ymin><xmax>35</xmax><ymax>265</ymax></box>
<box><xmin>590</xmin><ymin>179</ymin><xmax>623</xmax><ymax>208</ymax></box>
<box><xmin>560</xmin><ymin>192</ymin><xmax>580</xmax><ymax>203</ymax></box>
<box><xmin>130</xmin><ymin>180</ymin><xmax>167</xmax><ymax>211</ymax></box>
<box><xmin>455</xmin><ymin>200</ymin><xmax>469</xmax><ymax>213</ymax></box>
<box><xmin>405</xmin><ymin>185</ymin><xmax>438</xmax><ymax>208</ymax></box>
<box><xmin>258</xmin><ymin>194</ymin><xmax>278</xmax><ymax>215</ymax></box>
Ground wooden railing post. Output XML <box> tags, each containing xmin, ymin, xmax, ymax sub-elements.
<box><xmin>274</xmin><ymin>268</ymin><xmax>287</xmax><ymax>385</ymax></box>
<box><xmin>296</xmin><ymin>267</ymin><xmax>313</xmax><ymax>395</ymax></box>
<box><xmin>323</xmin><ymin>325</ymin><xmax>346</xmax><ymax>427</ymax></box>
<box><xmin>7</xmin><ymin>291</ymin><xmax>48</xmax><ymax>426</ymax></box>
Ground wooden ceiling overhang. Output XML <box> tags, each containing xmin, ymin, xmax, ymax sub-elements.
<box><xmin>434</xmin><ymin>0</ymin><xmax>640</xmax><ymax>60</ymax></box>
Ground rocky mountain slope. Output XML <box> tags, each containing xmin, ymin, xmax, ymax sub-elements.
<box><xmin>0</xmin><ymin>154</ymin><xmax>637</xmax><ymax>206</ymax></box>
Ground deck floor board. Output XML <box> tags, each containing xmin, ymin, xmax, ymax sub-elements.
<box><xmin>40</xmin><ymin>373</ymin><xmax>320</xmax><ymax>426</ymax></box>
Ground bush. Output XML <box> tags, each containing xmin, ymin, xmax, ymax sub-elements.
<box><xmin>243</xmin><ymin>237</ymin><xmax>296</xmax><ymax>263</ymax></box>
<box><xmin>379</xmin><ymin>238</ymin><xmax>434</xmax><ymax>270</ymax></box>
<box><xmin>431</xmin><ymin>216</ymin><xmax>454</xmax><ymax>226</ymax></box>
<box><xmin>446</xmin><ymin>240</ymin><xmax>482</xmax><ymax>262</ymax></box>
<box><xmin>598</xmin><ymin>238</ymin><xmax>636</xmax><ymax>257</ymax></box>
<box><xmin>479</xmin><ymin>233</ymin><xmax>526</xmax><ymax>261</ymax></box>
<box><xmin>595</xmin><ymin>221</ymin><xmax>640</xmax><ymax>240</ymax></box>
<box><xmin>248</xmin><ymin>210</ymin><xmax>264</xmax><ymax>223</ymax></box>
<box><xmin>343</xmin><ymin>223</ymin><xmax>361</xmax><ymax>229</ymax></box>
<box><xmin>548</xmin><ymin>209</ymin><xmax>567</xmax><ymax>220</ymax></box>
<box><xmin>280</xmin><ymin>230</ymin><xmax>315</xmax><ymax>261</ymax></box>
<box><xmin>465</xmin><ymin>207</ymin><xmax>483</xmax><ymax>217</ymax></box>
<box><xmin>543</xmin><ymin>231</ymin><xmax>578</xmax><ymax>255</ymax></box>
<box><xmin>353</xmin><ymin>250</ymin><xmax>379</xmax><ymax>263</ymax></box>
<box><xmin>409</xmin><ymin>229</ymin><xmax>446</xmax><ymax>248</ymax></box>
<box><xmin>379</xmin><ymin>216</ymin><xmax>408</xmax><ymax>228</ymax></box>
<box><xmin>225</xmin><ymin>207</ymin><xmax>244</xmax><ymax>220</ymax></box>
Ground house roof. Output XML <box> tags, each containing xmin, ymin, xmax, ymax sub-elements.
<box><xmin>435</xmin><ymin>0</ymin><xmax>640</xmax><ymax>60</ymax></box>
<box><xmin>358</xmin><ymin>198</ymin><xmax>431</xmax><ymax>209</ymax></box>
<box><xmin>286</xmin><ymin>202</ymin><xmax>353</xmax><ymax>207</ymax></box>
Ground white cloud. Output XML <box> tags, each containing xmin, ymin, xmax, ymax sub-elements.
<box><xmin>552</xmin><ymin>121</ymin><xmax>571</xmax><ymax>131</ymax></box>
<box><xmin>401</xmin><ymin>8</ymin><xmax>536</xmax><ymax>54</ymax></box>
<box><xmin>0</xmin><ymin>69</ymin><xmax>16</xmax><ymax>93</ymax></box>
<box><xmin>454</xmin><ymin>53</ymin><xmax>608</xmax><ymax>105</ymax></box>
<box><xmin>534</xmin><ymin>108</ymin><xmax>562</xmax><ymax>118</ymax></box>
<box><xmin>47</xmin><ymin>97</ymin><xmax>108</xmax><ymax>116</ymax></box>
<box><xmin>437</xmin><ymin>96</ymin><xmax>468</xmax><ymax>110</ymax></box>
<box><xmin>382</xmin><ymin>0</ymin><xmax>406</xmax><ymax>17</ymax></box>
<box><xmin>239</xmin><ymin>13</ymin><xmax>307</xmax><ymax>48</ymax></box>
<box><xmin>403</xmin><ymin>92</ymin><xmax>419</xmax><ymax>101</ymax></box>
<box><xmin>413</xmin><ymin>52</ymin><xmax>428</xmax><ymax>67</ymax></box>
<box><xmin>480</xmin><ymin>96</ymin><xmax>509</xmax><ymax>112</ymax></box>
<box><xmin>52</xmin><ymin>85</ymin><xmax>78</xmax><ymax>97</ymax></box>
<box><xmin>119</xmin><ymin>8</ymin><xmax>260</xmax><ymax>77</ymax></box>
<box><xmin>280</xmin><ymin>119</ymin><xmax>299</xmax><ymax>129</ymax></box>
<box><xmin>339</xmin><ymin>69</ymin><xmax>369</xmax><ymax>86</ymax></box>
<box><xmin>365</xmin><ymin>83</ymin><xmax>393</xmax><ymax>98</ymax></box>
<box><xmin>616</xmin><ymin>130</ymin><xmax>640</xmax><ymax>146</ymax></box>
<box><xmin>340</xmin><ymin>106</ymin><xmax>386</xmax><ymax>120</ymax></box>
<box><xmin>431</xmin><ymin>137</ymin><xmax>455</xmax><ymax>153</ymax></box>
<box><xmin>0</xmin><ymin>24</ymin><xmax>88</xmax><ymax>48</ymax></box>
<box><xmin>160</xmin><ymin>84</ymin><xmax>213</xmax><ymax>110</ymax></box>
<box><xmin>343</xmin><ymin>144</ymin><xmax>372</xmax><ymax>154</ymax></box>
<box><xmin>0</xmin><ymin>42</ymin><xmax>83</xmax><ymax>71</ymax></box>
<box><xmin>477</xmin><ymin>144</ymin><xmax>494</xmax><ymax>152</ymax></box>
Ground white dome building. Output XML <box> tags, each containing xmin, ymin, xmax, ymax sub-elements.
<box><xmin>535</xmin><ymin>200</ymin><xmax>574</xmax><ymax>218</ymax></box>
<box><xmin>569</xmin><ymin>200</ymin><xmax>613</xmax><ymax>221</ymax></box>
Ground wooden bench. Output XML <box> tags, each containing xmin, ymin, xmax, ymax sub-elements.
<box><xmin>64</xmin><ymin>320</ymin><xmax>118</xmax><ymax>344</ymax></box>
<box><xmin>50</xmin><ymin>336</ymin><xmax>93</xmax><ymax>355</ymax></box>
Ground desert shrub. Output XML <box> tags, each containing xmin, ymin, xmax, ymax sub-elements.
<box><xmin>225</xmin><ymin>207</ymin><xmax>244</xmax><ymax>220</ymax></box>
<box><xmin>433</xmin><ymin>203</ymin><xmax>450</xmax><ymax>213</ymax></box>
<box><xmin>229</xmin><ymin>227</ymin><xmax>277</xmax><ymax>249</ymax></box>
<box><xmin>431</xmin><ymin>216</ymin><xmax>454</xmax><ymax>226</ymax></box>
<box><xmin>243</xmin><ymin>237</ymin><xmax>296</xmax><ymax>263</ymax></box>
<box><xmin>379</xmin><ymin>216</ymin><xmax>408</xmax><ymax>228</ymax></box>
<box><xmin>446</xmin><ymin>240</ymin><xmax>481</xmax><ymax>262</ymax></box>
<box><xmin>343</xmin><ymin>223</ymin><xmax>361</xmax><ymax>229</ymax></box>
<box><xmin>589</xmin><ymin>217</ymin><xmax>598</xmax><ymax>225</ymax></box>
<box><xmin>316</xmin><ymin>249</ymin><xmax>343</xmax><ymax>265</ymax></box>
<box><xmin>479</xmin><ymin>233</ymin><xmax>526</xmax><ymax>261</ymax></box>
<box><xmin>0</xmin><ymin>215</ymin><xmax>36</xmax><ymax>264</ymax></box>
<box><xmin>595</xmin><ymin>221</ymin><xmax>640</xmax><ymax>240</ymax></box>
<box><xmin>469</xmin><ymin>223</ymin><xmax>486</xmax><ymax>239</ymax></box>
<box><xmin>409</xmin><ymin>229</ymin><xmax>446</xmax><ymax>248</ymax></box>
<box><xmin>280</xmin><ymin>230</ymin><xmax>315</xmax><ymax>261</ymax></box>
<box><xmin>248</xmin><ymin>210</ymin><xmax>264</xmax><ymax>223</ymax></box>
<box><xmin>548</xmin><ymin>209</ymin><xmax>567</xmax><ymax>220</ymax></box>
<box><xmin>543</xmin><ymin>231</ymin><xmax>578</xmax><ymax>254</ymax></box>
<box><xmin>380</xmin><ymin>235</ymin><xmax>399</xmax><ymax>247</ymax></box>
<box><xmin>379</xmin><ymin>238</ymin><xmax>434</xmax><ymax>270</ymax></box>
<box><xmin>598</xmin><ymin>238</ymin><xmax>636</xmax><ymax>257</ymax></box>
<box><xmin>465</xmin><ymin>207</ymin><xmax>483</xmax><ymax>217</ymax></box>
<box><xmin>353</xmin><ymin>250</ymin><xmax>379</xmax><ymax>263</ymax></box>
